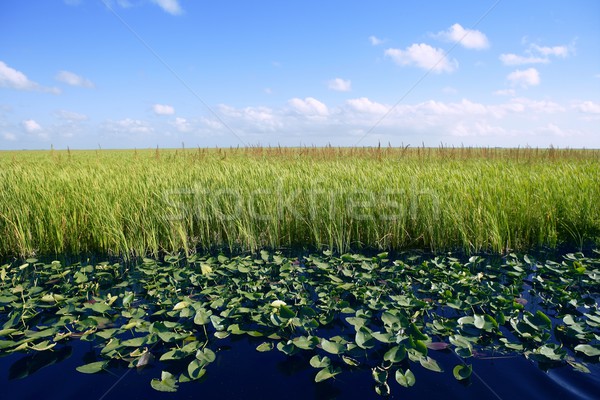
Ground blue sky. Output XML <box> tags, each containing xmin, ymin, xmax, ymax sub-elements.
<box><xmin>1</xmin><ymin>0</ymin><xmax>599</xmax><ymax>149</ymax></box>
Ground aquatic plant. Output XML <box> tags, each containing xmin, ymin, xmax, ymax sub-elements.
<box><xmin>1</xmin><ymin>250</ymin><xmax>598</xmax><ymax>396</ymax></box>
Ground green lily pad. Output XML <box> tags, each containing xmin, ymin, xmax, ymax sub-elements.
<box><xmin>315</xmin><ymin>365</ymin><xmax>341</xmax><ymax>382</ymax></box>
<box><xmin>453</xmin><ymin>364</ymin><xmax>472</xmax><ymax>380</ymax></box>
<box><xmin>383</xmin><ymin>345</ymin><xmax>406</xmax><ymax>363</ymax></box>
<box><xmin>321</xmin><ymin>338</ymin><xmax>345</xmax><ymax>355</ymax></box>
<box><xmin>256</xmin><ymin>342</ymin><xmax>274</xmax><ymax>352</ymax></box>
<box><xmin>151</xmin><ymin>371</ymin><xmax>179</xmax><ymax>392</ymax></box>
<box><xmin>395</xmin><ymin>368</ymin><xmax>416</xmax><ymax>387</ymax></box>
<box><xmin>76</xmin><ymin>361</ymin><xmax>108</xmax><ymax>374</ymax></box>
<box><xmin>574</xmin><ymin>344</ymin><xmax>600</xmax><ymax>357</ymax></box>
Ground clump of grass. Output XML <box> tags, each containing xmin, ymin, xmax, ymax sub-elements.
<box><xmin>0</xmin><ymin>146</ymin><xmax>598</xmax><ymax>257</ymax></box>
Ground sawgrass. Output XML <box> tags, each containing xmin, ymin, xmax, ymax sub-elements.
<box><xmin>0</xmin><ymin>146</ymin><xmax>598</xmax><ymax>257</ymax></box>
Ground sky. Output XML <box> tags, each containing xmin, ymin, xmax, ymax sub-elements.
<box><xmin>1</xmin><ymin>0</ymin><xmax>599</xmax><ymax>149</ymax></box>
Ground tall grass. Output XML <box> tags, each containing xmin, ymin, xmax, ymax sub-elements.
<box><xmin>0</xmin><ymin>146</ymin><xmax>598</xmax><ymax>257</ymax></box>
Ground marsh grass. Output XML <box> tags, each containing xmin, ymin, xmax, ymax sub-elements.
<box><xmin>0</xmin><ymin>146</ymin><xmax>598</xmax><ymax>257</ymax></box>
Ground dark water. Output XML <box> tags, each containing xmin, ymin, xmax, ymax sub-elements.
<box><xmin>2</xmin><ymin>335</ymin><xmax>599</xmax><ymax>400</ymax></box>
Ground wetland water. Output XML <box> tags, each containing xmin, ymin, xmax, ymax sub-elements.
<box><xmin>1</xmin><ymin>250</ymin><xmax>599</xmax><ymax>399</ymax></box>
<box><xmin>2</xmin><ymin>334</ymin><xmax>598</xmax><ymax>399</ymax></box>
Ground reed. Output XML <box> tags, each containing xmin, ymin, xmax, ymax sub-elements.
<box><xmin>0</xmin><ymin>146</ymin><xmax>598</xmax><ymax>257</ymax></box>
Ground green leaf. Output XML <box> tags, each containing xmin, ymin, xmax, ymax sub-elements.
<box><xmin>355</xmin><ymin>327</ymin><xmax>375</xmax><ymax>349</ymax></box>
<box><xmin>371</xmin><ymin>367</ymin><xmax>388</xmax><ymax>384</ymax></box>
<box><xmin>315</xmin><ymin>365</ymin><xmax>341</xmax><ymax>382</ymax></box>
<box><xmin>151</xmin><ymin>371</ymin><xmax>179</xmax><ymax>392</ymax></box>
<box><xmin>395</xmin><ymin>369</ymin><xmax>416</xmax><ymax>387</ymax></box>
<box><xmin>474</xmin><ymin>314</ymin><xmax>485</xmax><ymax>329</ymax></box>
<box><xmin>534</xmin><ymin>310</ymin><xmax>552</xmax><ymax>330</ymax></box>
<box><xmin>256</xmin><ymin>342</ymin><xmax>274</xmax><ymax>352</ymax></box>
<box><xmin>121</xmin><ymin>336</ymin><xmax>146</xmax><ymax>347</ymax></box>
<box><xmin>310</xmin><ymin>355</ymin><xmax>330</xmax><ymax>369</ymax></box>
<box><xmin>196</xmin><ymin>348</ymin><xmax>216</xmax><ymax>364</ymax></box>
<box><xmin>321</xmin><ymin>338</ymin><xmax>345</xmax><ymax>355</ymax></box>
<box><xmin>160</xmin><ymin>349</ymin><xmax>188</xmax><ymax>361</ymax></box>
<box><xmin>420</xmin><ymin>356</ymin><xmax>443</xmax><ymax>372</ymax></box>
<box><xmin>278</xmin><ymin>305</ymin><xmax>296</xmax><ymax>319</ymax></box>
<box><xmin>574</xmin><ymin>344</ymin><xmax>600</xmax><ymax>357</ymax></box>
<box><xmin>342</xmin><ymin>355</ymin><xmax>359</xmax><ymax>366</ymax></box>
<box><xmin>375</xmin><ymin>382</ymin><xmax>390</xmax><ymax>396</ymax></box>
<box><xmin>453</xmin><ymin>364</ymin><xmax>472</xmax><ymax>380</ymax></box>
<box><xmin>187</xmin><ymin>360</ymin><xmax>206</xmax><ymax>380</ymax></box>
<box><xmin>173</xmin><ymin>301</ymin><xmax>190</xmax><ymax>311</ymax></box>
<box><xmin>383</xmin><ymin>345</ymin><xmax>406</xmax><ymax>363</ymax></box>
<box><xmin>76</xmin><ymin>361</ymin><xmax>107</xmax><ymax>374</ymax></box>
<box><xmin>194</xmin><ymin>308</ymin><xmax>212</xmax><ymax>325</ymax></box>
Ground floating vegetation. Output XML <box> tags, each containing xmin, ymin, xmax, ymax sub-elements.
<box><xmin>1</xmin><ymin>250</ymin><xmax>598</xmax><ymax>396</ymax></box>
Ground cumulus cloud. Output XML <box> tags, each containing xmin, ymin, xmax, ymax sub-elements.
<box><xmin>106</xmin><ymin>118</ymin><xmax>153</xmax><ymax>134</ymax></box>
<box><xmin>22</xmin><ymin>119</ymin><xmax>42</xmax><ymax>133</ymax></box>
<box><xmin>369</xmin><ymin>35</ymin><xmax>384</xmax><ymax>46</ymax></box>
<box><xmin>432</xmin><ymin>23</ymin><xmax>490</xmax><ymax>50</ymax></box>
<box><xmin>194</xmin><ymin>95</ymin><xmax>591</xmax><ymax>146</ymax></box>
<box><xmin>55</xmin><ymin>109</ymin><xmax>88</xmax><ymax>121</ymax></box>
<box><xmin>530</xmin><ymin>44</ymin><xmax>570</xmax><ymax>58</ymax></box>
<box><xmin>288</xmin><ymin>97</ymin><xmax>329</xmax><ymax>116</ymax></box>
<box><xmin>385</xmin><ymin>43</ymin><xmax>458</xmax><ymax>73</ymax></box>
<box><xmin>152</xmin><ymin>0</ymin><xmax>183</xmax><ymax>15</ymax></box>
<box><xmin>346</xmin><ymin>97</ymin><xmax>389</xmax><ymax>114</ymax></box>
<box><xmin>172</xmin><ymin>117</ymin><xmax>192</xmax><ymax>132</ymax></box>
<box><xmin>328</xmin><ymin>78</ymin><xmax>351</xmax><ymax>92</ymax></box>
<box><xmin>55</xmin><ymin>70</ymin><xmax>95</xmax><ymax>88</ymax></box>
<box><xmin>153</xmin><ymin>104</ymin><xmax>175</xmax><ymax>116</ymax></box>
<box><xmin>499</xmin><ymin>54</ymin><xmax>548</xmax><ymax>66</ymax></box>
<box><xmin>500</xmin><ymin>42</ymin><xmax>573</xmax><ymax>66</ymax></box>
<box><xmin>575</xmin><ymin>101</ymin><xmax>600</xmax><ymax>114</ymax></box>
<box><xmin>0</xmin><ymin>61</ymin><xmax>60</xmax><ymax>93</ymax></box>
<box><xmin>493</xmin><ymin>89</ymin><xmax>516</xmax><ymax>96</ymax></box>
<box><xmin>507</xmin><ymin>68</ymin><xmax>540</xmax><ymax>88</ymax></box>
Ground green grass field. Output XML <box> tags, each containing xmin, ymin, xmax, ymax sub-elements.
<box><xmin>0</xmin><ymin>146</ymin><xmax>598</xmax><ymax>257</ymax></box>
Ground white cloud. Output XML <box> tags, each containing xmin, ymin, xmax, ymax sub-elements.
<box><xmin>369</xmin><ymin>35</ymin><xmax>383</xmax><ymax>46</ymax></box>
<box><xmin>0</xmin><ymin>61</ymin><xmax>60</xmax><ymax>93</ymax></box>
<box><xmin>530</xmin><ymin>44</ymin><xmax>570</xmax><ymax>58</ymax></box>
<box><xmin>107</xmin><ymin>118</ymin><xmax>153</xmax><ymax>134</ymax></box>
<box><xmin>499</xmin><ymin>54</ymin><xmax>549</xmax><ymax>66</ymax></box>
<box><xmin>384</xmin><ymin>43</ymin><xmax>458</xmax><ymax>73</ymax></box>
<box><xmin>152</xmin><ymin>0</ymin><xmax>183</xmax><ymax>15</ymax></box>
<box><xmin>3</xmin><ymin>132</ymin><xmax>16</xmax><ymax>141</ymax></box>
<box><xmin>507</xmin><ymin>68</ymin><xmax>540</xmax><ymax>88</ymax></box>
<box><xmin>575</xmin><ymin>101</ymin><xmax>600</xmax><ymax>114</ymax></box>
<box><xmin>22</xmin><ymin>119</ymin><xmax>42</xmax><ymax>133</ymax></box>
<box><xmin>500</xmin><ymin>42</ymin><xmax>573</xmax><ymax>66</ymax></box>
<box><xmin>432</xmin><ymin>23</ymin><xmax>489</xmax><ymax>50</ymax></box>
<box><xmin>328</xmin><ymin>78</ymin><xmax>351</xmax><ymax>92</ymax></box>
<box><xmin>172</xmin><ymin>117</ymin><xmax>192</xmax><ymax>132</ymax></box>
<box><xmin>493</xmin><ymin>89</ymin><xmax>516</xmax><ymax>96</ymax></box>
<box><xmin>193</xmin><ymin>95</ymin><xmax>594</xmax><ymax>147</ymax></box>
<box><xmin>288</xmin><ymin>97</ymin><xmax>329</xmax><ymax>116</ymax></box>
<box><xmin>507</xmin><ymin>97</ymin><xmax>564</xmax><ymax>113</ymax></box>
<box><xmin>153</xmin><ymin>104</ymin><xmax>175</xmax><ymax>116</ymax></box>
<box><xmin>346</xmin><ymin>97</ymin><xmax>389</xmax><ymax>114</ymax></box>
<box><xmin>55</xmin><ymin>70</ymin><xmax>95</xmax><ymax>88</ymax></box>
<box><xmin>219</xmin><ymin>104</ymin><xmax>283</xmax><ymax>131</ymax></box>
<box><xmin>55</xmin><ymin>109</ymin><xmax>88</xmax><ymax>121</ymax></box>
<box><xmin>264</xmin><ymin>88</ymin><xmax>273</xmax><ymax>94</ymax></box>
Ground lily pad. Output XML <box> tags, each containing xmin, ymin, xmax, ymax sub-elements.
<box><xmin>76</xmin><ymin>361</ymin><xmax>108</xmax><ymax>374</ymax></box>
